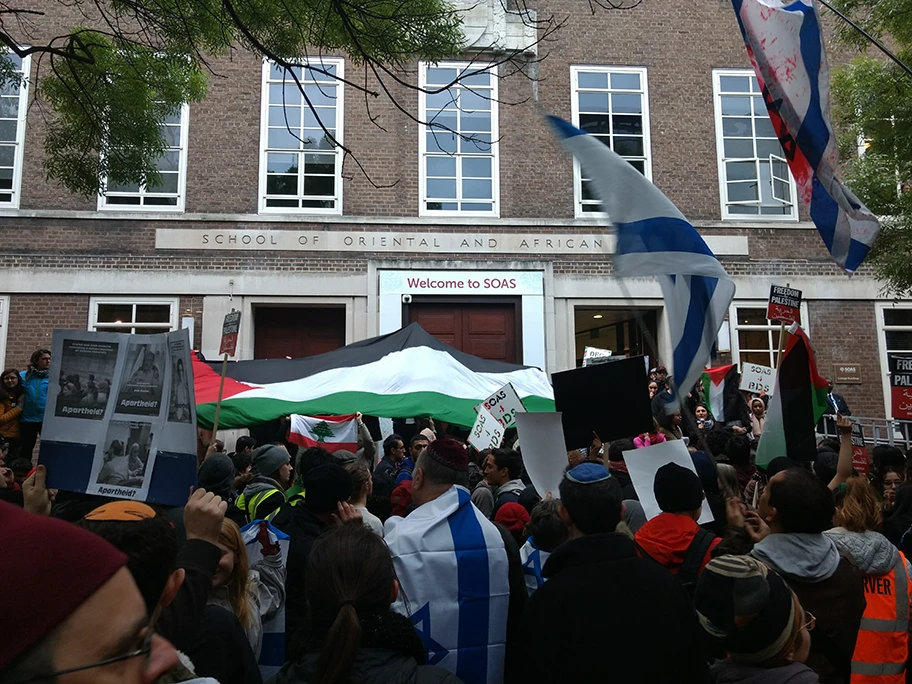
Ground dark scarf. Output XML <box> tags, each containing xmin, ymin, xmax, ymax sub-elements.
<box><xmin>26</xmin><ymin>367</ymin><xmax>49</xmax><ymax>380</ymax></box>
<box><xmin>307</xmin><ymin>610</ymin><xmax>426</xmax><ymax>664</ymax></box>
<box><xmin>607</xmin><ymin>460</ymin><xmax>630</xmax><ymax>475</ymax></box>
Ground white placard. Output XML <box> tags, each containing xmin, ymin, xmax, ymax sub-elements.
<box><xmin>515</xmin><ymin>412</ymin><xmax>566</xmax><ymax>500</ymax></box>
<box><xmin>468</xmin><ymin>405</ymin><xmax>505</xmax><ymax>451</ymax></box>
<box><xmin>582</xmin><ymin>346</ymin><xmax>613</xmax><ymax>367</ymax></box>
<box><xmin>476</xmin><ymin>382</ymin><xmax>526</xmax><ymax>429</ymax></box>
<box><xmin>740</xmin><ymin>362</ymin><xmax>775</xmax><ymax>395</ymax></box>
<box><xmin>622</xmin><ymin>440</ymin><xmax>714</xmax><ymax>524</ymax></box>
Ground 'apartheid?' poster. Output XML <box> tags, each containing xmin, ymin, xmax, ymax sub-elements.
<box><xmin>39</xmin><ymin>329</ymin><xmax>197</xmax><ymax>506</ymax></box>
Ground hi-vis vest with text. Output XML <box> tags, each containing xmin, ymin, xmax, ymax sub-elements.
<box><xmin>851</xmin><ymin>552</ymin><xmax>911</xmax><ymax>683</ymax></box>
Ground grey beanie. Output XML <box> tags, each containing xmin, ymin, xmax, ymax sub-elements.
<box><xmin>252</xmin><ymin>444</ymin><xmax>290</xmax><ymax>478</ymax></box>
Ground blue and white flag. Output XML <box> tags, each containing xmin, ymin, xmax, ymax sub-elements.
<box><xmin>241</xmin><ymin>520</ymin><xmax>290</xmax><ymax>682</ymax></box>
<box><xmin>519</xmin><ymin>537</ymin><xmax>551</xmax><ymax>597</ymax></box>
<box><xmin>384</xmin><ymin>485</ymin><xmax>510</xmax><ymax>684</ymax></box>
<box><xmin>732</xmin><ymin>0</ymin><xmax>880</xmax><ymax>272</ymax></box>
<box><xmin>549</xmin><ymin>116</ymin><xmax>736</xmax><ymax>398</ymax></box>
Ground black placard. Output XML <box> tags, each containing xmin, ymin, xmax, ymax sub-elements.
<box><xmin>552</xmin><ymin>355</ymin><xmax>654</xmax><ymax>449</ymax></box>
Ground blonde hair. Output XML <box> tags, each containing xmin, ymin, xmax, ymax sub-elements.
<box><xmin>717</xmin><ymin>463</ymin><xmax>741</xmax><ymax>501</ymax></box>
<box><xmin>217</xmin><ymin>518</ymin><xmax>253</xmax><ymax>630</ymax></box>
<box><xmin>833</xmin><ymin>476</ymin><xmax>882</xmax><ymax>532</ymax></box>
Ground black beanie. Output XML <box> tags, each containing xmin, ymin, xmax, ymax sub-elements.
<box><xmin>653</xmin><ymin>462</ymin><xmax>704</xmax><ymax>513</ymax></box>
<box><xmin>303</xmin><ymin>464</ymin><xmax>353</xmax><ymax>514</ymax></box>
<box><xmin>197</xmin><ymin>453</ymin><xmax>236</xmax><ymax>502</ymax></box>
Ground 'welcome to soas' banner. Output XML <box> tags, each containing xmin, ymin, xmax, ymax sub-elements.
<box><xmin>39</xmin><ymin>328</ymin><xmax>198</xmax><ymax>506</ymax></box>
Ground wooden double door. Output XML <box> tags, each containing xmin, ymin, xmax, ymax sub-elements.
<box><xmin>253</xmin><ymin>306</ymin><xmax>346</xmax><ymax>360</ymax></box>
<box><xmin>408</xmin><ymin>300</ymin><xmax>520</xmax><ymax>364</ymax></box>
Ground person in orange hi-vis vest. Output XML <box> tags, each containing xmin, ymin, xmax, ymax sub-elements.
<box><xmin>826</xmin><ymin>477</ymin><xmax>911</xmax><ymax>683</ymax></box>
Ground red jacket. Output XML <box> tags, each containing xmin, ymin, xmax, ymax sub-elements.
<box><xmin>634</xmin><ymin>512</ymin><xmax>720</xmax><ymax>574</ymax></box>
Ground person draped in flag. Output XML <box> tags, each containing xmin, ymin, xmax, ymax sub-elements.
<box><xmin>384</xmin><ymin>438</ymin><xmax>527</xmax><ymax>684</ymax></box>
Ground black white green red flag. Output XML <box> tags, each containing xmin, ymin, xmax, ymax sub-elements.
<box><xmin>755</xmin><ymin>324</ymin><xmax>829</xmax><ymax>466</ymax></box>
<box><xmin>193</xmin><ymin>323</ymin><xmax>555</xmax><ymax>430</ymax></box>
<box><xmin>700</xmin><ymin>364</ymin><xmax>741</xmax><ymax>423</ymax></box>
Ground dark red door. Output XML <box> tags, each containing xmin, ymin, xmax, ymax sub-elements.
<box><xmin>409</xmin><ymin>303</ymin><xmax>518</xmax><ymax>363</ymax></box>
<box><xmin>253</xmin><ymin>307</ymin><xmax>345</xmax><ymax>359</ymax></box>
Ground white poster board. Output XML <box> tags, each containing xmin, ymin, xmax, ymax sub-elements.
<box><xmin>477</xmin><ymin>382</ymin><xmax>526</xmax><ymax>429</ymax></box>
<box><xmin>468</xmin><ymin>405</ymin><xmax>505</xmax><ymax>451</ymax></box>
<box><xmin>582</xmin><ymin>346</ymin><xmax>613</xmax><ymax>367</ymax></box>
<box><xmin>740</xmin><ymin>362</ymin><xmax>775</xmax><ymax>395</ymax></box>
<box><xmin>39</xmin><ymin>328</ymin><xmax>197</xmax><ymax>506</ymax></box>
<box><xmin>622</xmin><ymin>439</ymin><xmax>714</xmax><ymax>524</ymax></box>
<box><xmin>515</xmin><ymin>412</ymin><xmax>566</xmax><ymax>499</ymax></box>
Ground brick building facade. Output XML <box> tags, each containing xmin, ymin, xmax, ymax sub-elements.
<box><xmin>0</xmin><ymin>0</ymin><xmax>908</xmax><ymax>421</ymax></box>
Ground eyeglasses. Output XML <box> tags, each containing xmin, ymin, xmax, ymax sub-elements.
<box><xmin>11</xmin><ymin>628</ymin><xmax>153</xmax><ymax>683</ymax></box>
<box><xmin>804</xmin><ymin>611</ymin><xmax>816</xmax><ymax>632</ymax></box>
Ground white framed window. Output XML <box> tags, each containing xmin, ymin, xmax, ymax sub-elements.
<box><xmin>0</xmin><ymin>53</ymin><xmax>30</xmax><ymax>209</ymax></box>
<box><xmin>729</xmin><ymin>301</ymin><xmax>811</xmax><ymax>368</ymax></box>
<box><xmin>259</xmin><ymin>59</ymin><xmax>344</xmax><ymax>214</ymax></box>
<box><xmin>419</xmin><ymin>61</ymin><xmax>499</xmax><ymax>216</ymax></box>
<box><xmin>90</xmin><ymin>298</ymin><xmax>179</xmax><ymax>334</ymax></box>
<box><xmin>571</xmin><ymin>66</ymin><xmax>651</xmax><ymax>217</ymax></box>
<box><xmin>99</xmin><ymin>103</ymin><xmax>190</xmax><ymax>211</ymax></box>
<box><xmin>876</xmin><ymin>303</ymin><xmax>912</xmax><ymax>418</ymax></box>
<box><xmin>713</xmin><ymin>70</ymin><xmax>798</xmax><ymax>220</ymax></box>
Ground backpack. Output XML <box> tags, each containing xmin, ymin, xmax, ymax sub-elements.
<box><xmin>637</xmin><ymin>527</ymin><xmax>716</xmax><ymax>598</ymax></box>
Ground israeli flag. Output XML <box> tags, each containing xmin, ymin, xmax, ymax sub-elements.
<box><xmin>241</xmin><ymin>520</ymin><xmax>290</xmax><ymax>681</ymax></box>
<box><xmin>550</xmin><ymin>116</ymin><xmax>736</xmax><ymax>398</ymax></box>
<box><xmin>385</xmin><ymin>485</ymin><xmax>510</xmax><ymax>684</ymax></box>
<box><xmin>733</xmin><ymin>0</ymin><xmax>880</xmax><ymax>272</ymax></box>
<box><xmin>519</xmin><ymin>537</ymin><xmax>551</xmax><ymax>597</ymax></box>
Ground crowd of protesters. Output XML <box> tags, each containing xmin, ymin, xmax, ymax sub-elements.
<box><xmin>6</xmin><ymin>351</ymin><xmax>912</xmax><ymax>684</ymax></box>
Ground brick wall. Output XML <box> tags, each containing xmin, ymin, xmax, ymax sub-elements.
<box><xmin>4</xmin><ymin>295</ymin><xmax>89</xmax><ymax>369</ymax></box>
<box><xmin>809</xmin><ymin>300</ymin><xmax>885</xmax><ymax>418</ymax></box>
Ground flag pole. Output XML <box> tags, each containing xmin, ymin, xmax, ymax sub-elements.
<box><xmin>817</xmin><ymin>0</ymin><xmax>912</xmax><ymax>79</ymax></box>
<box><xmin>210</xmin><ymin>352</ymin><xmax>229</xmax><ymax>445</ymax></box>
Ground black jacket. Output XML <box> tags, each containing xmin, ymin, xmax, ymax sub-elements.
<box><xmin>186</xmin><ymin>604</ymin><xmax>263</xmax><ymax>684</ymax></box>
<box><xmin>157</xmin><ymin>539</ymin><xmax>221</xmax><ymax>653</ymax></box>
<box><xmin>285</xmin><ymin>504</ymin><xmax>330</xmax><ymax>658</ymax></box>
<box><xmin>270</xmin><ymin>612</ymin><xmax>462</xmax><ymax>684</ymax></box>
<box><xmin>491</xmin><ymin>520</ymin><xmax>528</xmax><ymax>684</ymax></box>
<box><xmin>517</xmin><ymin>533</ymin><xmax>710</xmax><ymax>683</ymax></box>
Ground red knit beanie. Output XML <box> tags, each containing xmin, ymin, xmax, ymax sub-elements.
<box><xmin>0</xmin><ymin>502</ymin><xmax>128</xmax><ymax>671</ymax></box>
<box><xmin>494</xmin><ymin>502</ymin><xmax>531</xmax><ymax>538</ymax></box>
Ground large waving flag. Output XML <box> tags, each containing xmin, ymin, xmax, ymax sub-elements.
<box><xmin>549</xmin><ymin>116</ymin><xmax>735</xmax><ymax>398</ymax></box>
<box><xmin>756</xmin><ymin>324</ymin><xmax>829</xmax><ymax>466</ymax></box>
<box><xmin>732</xmin><ymin>0</ymin><xmax>880</xmax><ymax>272</ymax></box>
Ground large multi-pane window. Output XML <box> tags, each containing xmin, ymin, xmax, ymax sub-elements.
<box><xmin>260</xmin><ymin>59</ymin><xmax>344</xmax><ymax>213</ymax></box>
<box><xmin>730</xmin><ymin>302</ymin><xmax>810</xmax><ymax>367</ymax></box>
<box><xmin>100</xmin><ymin>104</ymin><xmax>189</xmax><ymax>210</ymax></box>
<box><xmin>90</xmin><ymin>298</ymin><xmax>178</xmax><ymax>334</ymax></box>
<box><xmin>571</xmin><ymin>66</ymin><xmax>651</xmax><ymax>216</ymax></box>
<box><xmin>713</xmin><ymin>70</ymin><xmax>797</xmax><ymax>219</ymax></box>
<box><xmin>0</xmin><ymin>53</ymin><xmax>30</xmax><ymax>208</ymax></box>
<box><xmin>419</xmin><ymin>62</ymin><xmax>498</xmax><ymax>216</ymax></box>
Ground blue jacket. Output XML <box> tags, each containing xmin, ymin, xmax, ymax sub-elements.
<box><xmin>19</xmin><ymin>370</ymin><xmax>48</xmax><ymax>422</ymax></box>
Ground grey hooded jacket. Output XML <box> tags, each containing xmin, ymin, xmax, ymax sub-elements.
<box><xmin>825</xmin><ymin>527</ymin><xmax>912</xmax><ymax>578</ymax></box>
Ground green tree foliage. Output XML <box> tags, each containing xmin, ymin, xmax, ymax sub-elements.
<box><xmin>828</xmin><ymin>1</ymin><xmax>912</xmax><ymax>296</ymax></box>
<box><xmin>0</xmin><ymin>0</ymin><xmax>472</xmax><ymax>196</ymax></box>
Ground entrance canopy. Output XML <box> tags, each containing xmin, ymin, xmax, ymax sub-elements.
<box><xmin>193</xmin><ymin>323</ymin><xmax>555</xmax><ymax>430</ymax></box>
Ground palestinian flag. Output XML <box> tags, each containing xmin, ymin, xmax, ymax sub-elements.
<box><xmin>193</xmin><ymin>323</ymin><xmax>555</xmax><ymax>430</ymax></box>
<box><xmin>756</xmin><ymin>324</ymin><xmax>829</xmax><ymax>467</ymax></box>
<box><xmin>288</xmin><ymin>414</ymin><xmax>359</xmax><ymax>453</ymax></box>
<box><xmin>701</xmin><ymin>364</ymin><xmax>741</xmax><ymax>423</ymax></box>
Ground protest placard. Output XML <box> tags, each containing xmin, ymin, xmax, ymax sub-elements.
<box><xmin>468</xmin><ymin>405</ymin><xmax>505</xmax><ymax>451</ymax></box>
<box><xmin>889</xmin><ymin>354</ymin><xmax>912</xmax><ymax>420</ymax></box>
<box><xmin>851</xmin><ymin>423</ymin><xmax>870</xmax><ymax>475</ymax></box>
<box><xmin>552</xmin><ymin>356</ymin><xmax>653</xmax><ymax>449</ymax></box>
<box><xmin>477</xmin><ymin>382</ymin><xmax>526</xmax><ymax>429</ymax></box>
<box><xmin>767</xmin><ymin>285</ymin><xmax>802</xmax><ymax>325</ymax></box>
<box><xmin>515</xmin><ymin>412</ymin><xmax>567</xmax><ymax>499</ymax></box>
<box><xmin>582</xmin><ymin>346</ymin><xmax>613</xmax><ymax>367</ymax></box>
<box><xmin>739</xmin><ymin>362</ymin><xmax>775</xmax><ymax>395</ymax></box>
<box><xmin>39</xmin><ymin>328</ymin><xmax>197</xmax><ymax>506</ymax></box>
<box><xmin>219</xmin><ymin>310</ymin><xmax>241</xmax><ymax>356</ymax></box>
<box><xmin>622</xmin><ymin>439</ymin><xmax>714</xmax><ymax>525</ymax></box>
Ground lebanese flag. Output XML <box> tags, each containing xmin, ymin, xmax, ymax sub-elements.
<box><xmin>701</xmin><ymin>364</ymin><xmax>741</xmax><ymax>423</ymax></box>
<box><xmin>288</xmin><ymin>414</ymin><xmax>359</xmax><ymax>453</ymax></box>
<box><xmin>756</xmin><ymin>324</ymin><xmax>829</xmax><ymax>467</ymax></box>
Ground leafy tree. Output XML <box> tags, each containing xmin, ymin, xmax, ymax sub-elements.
<box><xmin>828</xmin><ymin>0</ymin><xmax>912</xmax><ymax>296</ymax></box>
<box><xmin>311</xmin><ymin>420</ymin><xmax>335</xmax><ymax>442</ymax></box>
<box><xmin>1</xmin><ymin>0</ymin><xmax>554</xmax><ymax>196</ymax></box>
